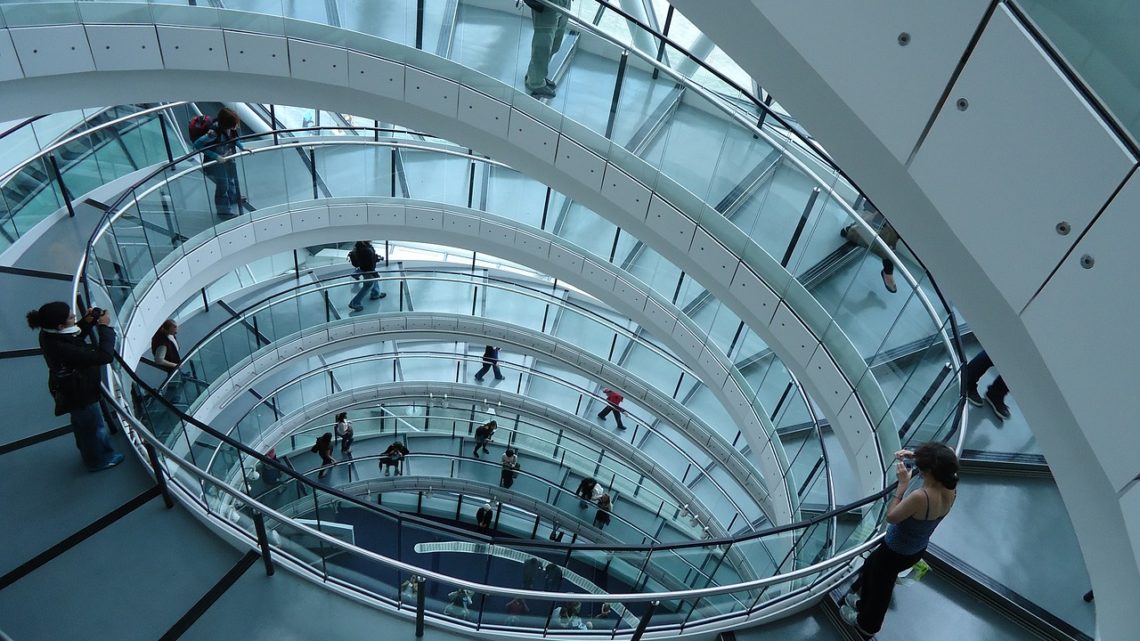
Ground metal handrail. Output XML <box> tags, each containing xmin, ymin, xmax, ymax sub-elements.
<box><xmin>0</xmin><ymin>102</ymin><xmax>187</xmax><ymax>186</ymax></box>
<box><xmin>540</xmin><ymin>0</ymin><xmax>962</xmax><ymax>379</ymax></box>
<box><xmin>106</xmin><ymin>380</ymin><xmax>891</xmax><ymax>595</ymax></box>
<box><xmin>114</xmin><ymin>348</ymin><xmax>901</xmax><ymax>555</ymax></box>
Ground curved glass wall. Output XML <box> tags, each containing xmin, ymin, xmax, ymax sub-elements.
<box><xmin>0</xmin><ymin>103</ymin><xmax>188</xmax><ymax>250</ymax></box>
<box><xmin>156</xmin><ymin>266</ymin><xmax>790</xmax><ymax>530</ymax></box>
<box><xmin>84</xmin><ymin>137</ymin><xmax>959</xmax><ymax>489</ymax></box>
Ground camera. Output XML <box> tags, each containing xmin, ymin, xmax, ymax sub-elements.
<box><xmin>90</xmin><ymin>308</ymin><xmax>106</xmax><ymax>319</ymax></box>
<box><xmin>902</xmin><ymin>456</ymin><xmax>916</xmax><ymax>471</ymax></box>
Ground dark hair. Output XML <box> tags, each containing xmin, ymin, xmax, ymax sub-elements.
<box><xmin>914</xmin><ymin>442</ymin><xmax>959</xmax><ymax>490</ymax></box>
<box><xmin>505</xmin><ymin>447</ymin><xmax>516</xmax><ymax>456</ymax></box>
<box><xmin>335</xmin><ymin>412</ymin><xmax>348</xmax><ymax>422</ymax></box>
<box><xmin>216</xmin><ymin>107</ymin><xmax>240</xmax><ymax>130</ymax></box>
<box><xmin>27</xmin><ymin>301</ymin><xmax>71</xmax><ymax>330</ymax></box>
<box><xmin>161</xmin><ymin>319</ymin><xmax>177</xmax><ymax>332</ymax></box>
<box><xmin>487</xmin><ymin>420</ymin><xmax>497</xmax><ymax>428</ymax></box>
<box><xmin>319</xmin><ymin>432</ymin><xmax>333</xmax><ymax>445</ymax></box>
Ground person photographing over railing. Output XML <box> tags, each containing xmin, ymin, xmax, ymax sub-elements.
<box><xmin>841</xmin><ymin>443</ymin><xmax>959</xmax><ymax>637</ymax></box>
<box><xmin>27</xmin><ymin>302</ymin><xmax>123</xmax><ymax>472</ymax></box>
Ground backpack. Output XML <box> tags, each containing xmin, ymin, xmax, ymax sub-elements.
<box><xmin>350</xmin><ymin>244</ymin><xmax>378</xmax><ymax>270</ymax></box>
<box><xmin>523</xmin><ymin>0</ymin><xmax>545</xmax><ymax>12</ymax></box>
<box><xmin>188</xmin><ymin>115</ymin><xmax>212</xmax><ymax>142</ymax></box>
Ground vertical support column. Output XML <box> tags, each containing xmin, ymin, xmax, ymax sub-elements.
<box><xmin>414</xmin><ymin>575</ymin><xmax>427</xmax><ymax>637</ymax></box>
<box><xmin>630</xmin><ymin>601</ymin><xmax>659</xmax><ymax>641</ymax></box>
<box><xmin>47</xmin><ymin>153</ymin><xmax>75</xmax><ymax>217</ymax></box>
<box><xmin>252</xmin><ymin>511</ymin><xmax>276</xmax><ymax>576</ymax></box>
<box><xmin>143</xmin><ymin>441</ymin><xmax>175</xmax><ymax>509</ymax></box>
<box><xmin>781</xmin><ymin>187</ymin><xmax>820</xmax><ymax>268</ymax></box>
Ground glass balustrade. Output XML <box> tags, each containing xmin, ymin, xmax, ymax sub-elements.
<box><xmin>103</xmin><ymin>370</ymin><xmax>899</xmax><ymax>635</ymax></box>
<box><xmin>0</xmin><ymin>103</ymin><xmax>187</xmax><ymax>251</ymax></box>
<box><xmin>5</xmin><ymin>2</ymin><xmax>959</xmax><ymax>379</ymax></box>
<box><xmin>79</xmin><ymin>136</ymin><xmax>955</xmax><ymax>495</ymax></box>
<box><xmin>185</xmin><ymin>342</ymin><xmax>768</xmax><ymax>534</ymax></box>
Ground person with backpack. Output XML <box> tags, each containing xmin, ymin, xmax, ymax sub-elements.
<box><xmin>311</xmin><ymin>432</ymin><xmax>335</xmax><ymax>479</ymax></box>
<box><xmin>523</xmin><ymin>0</ymin><xmax>572</xmax><ymax>99</ymax></box>
<box><xmin>191</xmin><ymin>108</ymin><xmax>245</xmax><ymax>217</ymax></box>
<box><xmin>597</xmin><ymin>388</ymin><xmax>625</xmax><ymax>430</ymax></box>
<box><xmin>27</xmin><ymin>302</ymin><xmax>124</xmax><ymax>472</ymax></box>
<box><xmin>473</xmin><ymin>420</ymin><xmax>497</xmax><ymax>458</ymax></box>
<box><xmin>347</xmin><ymin>240</ymin><xmax>386</xmax><ymax>311</ymax></box>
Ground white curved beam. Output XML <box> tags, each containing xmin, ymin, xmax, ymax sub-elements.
<box><xmin>667</xmin><ymin>0</ymin><xmax>1140</xmax><ymax>635</ymax></box>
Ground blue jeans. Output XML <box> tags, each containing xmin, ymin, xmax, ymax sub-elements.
<box><xmin>207</xmin><ymin>164</ymin><xmax>239</xmax><ymax>215</ymax></box>
<box><xmin>71</xmin><ymin>402</ymin><xmax>117</xmax><ymax>470</ymax></box>
<box><xmin>349</xmin><ymin>270</ymin><xmax>381</xmax><ymax>309</ymax></box>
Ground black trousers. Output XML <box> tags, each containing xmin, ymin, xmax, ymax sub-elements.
<box><xmin>965</xmin><ymin>350</ymin><xmax>1008</xmax><ymax>400</ymax></box>
<box><xmin>852</xmin><ymin>543</ymin><xmax>924</xmax><ymax>634</ymax></box>
<box><xmin>598</xmin><ymin>404</ymin><xmax>624</xmax><ymax>429</ymax></box>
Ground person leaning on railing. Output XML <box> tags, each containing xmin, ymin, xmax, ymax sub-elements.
<box><xmin>27</xmin><ymin>302</ymin><xmax>123</xmax><ymax>472</ymax></box>
<box><xmin>841</xmin><ymin>443</ymin><xmax>959</xmax><ymax>637</ymax></box>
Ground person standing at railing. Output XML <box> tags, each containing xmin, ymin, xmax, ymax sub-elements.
<box><xmin>474</xmin><ymin>344</ymin><xmax>505</xmax><ymax>381</ymax></box>
<box><xmin>380</xmin><ymin>441</ymin><xmax>408</xmax><ymax>476</ymax></box>
<box><xmin>476</xmin><ymin>501</ymin><xmax>495</xmax><ymax>531</ymax></box>
<box><xmin>334</xmin><ymin>411</ymin><xmax>354</xmax><ymax>456</ymax></box>
<box><xmin>596</xmin><ymin>388</ymin><xmax>626</xmax><ymax>430</ymax></box>
<box><xmin>841</xmin><ymin>443</ymin><xmax>959</xmax><ymax>637</ymax></box>
<box><xmin>500</xmin><ymin>447</ymin><xmax>520</xmax><ymax>488</ymax></box>
<box><xmin>575</xmin><ymin>476</ymin><xmax>598</xmax><ymax>509</ymax></box>
<box><xmin>523</xmin><ymin>0</ymin><xmax>572</xmax><ymax>99</ymax></box>
<box><xmin>191</xmin><ymin>107</ymin><xmax>244</xmax><ymax>217</ymax></box>
<box><xmin>27</xmin><ymin>302</ymin><xmax>124</xmax><ymax>472</ymax></box>
<box><xmin>473</xmin><ymin>420</ymin><xmax>497</xmax><ymax>458</ymax></box>
<box><xmin>150</xmin><ymin>319</ymin><xmax>182</xmax><ymax>403</ymax></box>
<box><xmin>521</xmin><ymin>557</ymin><xmax>543</xmax><ymax>589</ymax></box>
<box><xmin>311</xmin><ymin>432</ymin><xmax>336</xmax><ymax>479</ymax></box>
<box><xmin>593</xmin><ymin>493</ymin><xmax>612</xmax><ymax>529</ymax></box>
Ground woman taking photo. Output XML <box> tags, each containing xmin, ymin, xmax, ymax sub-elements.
<box><xmin>841</xmin><ymin>443</ymin><xmax>959</xmax><ymax>637</ymax></box>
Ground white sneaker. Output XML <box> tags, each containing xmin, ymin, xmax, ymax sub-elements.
<box><xmin>844</xmin><ymin>591</ymin><xmax>859</xmax><ymax>610</ymax></box>
<box><xmin>840</xmin><ymin>604</ymin><xmax>859</xmax><ymax>627</ymax></box>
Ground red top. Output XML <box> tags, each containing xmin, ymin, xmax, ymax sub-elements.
<box><xmin>605</xmin><ymin>389</ymin><xmax>623</xmax><ymax>405</ymax></box>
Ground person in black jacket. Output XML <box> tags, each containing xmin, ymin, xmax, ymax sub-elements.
<box><xmin>473</xmin><ymin>345</ymin><xmax>505</xmax><ymax>381</ymax></box>
<box><xmin>27</xmin><ymin>301</ymin><xmax>123</xmax><ymax>472</ymax></box>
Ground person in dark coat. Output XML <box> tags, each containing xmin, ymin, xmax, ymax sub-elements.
<box><xmin>473</xmin><ymin>420</ymin><xmax>496</xmax><ymax>458</ymax></box>
<box><xmin>312</xmin><ymin>432</ymin><xmax>335</xmax><ymax>479</ymax></box>
<box><xmin>474</xmin><ymin>345</ymin><xmax>505</xmax><ymax>381</ymax></box>
<box><xmin>576</xmin><ymin>477</ymin><xmax>598</xmax><ymax>509</ymax></box>
<box><xmin>27</xmin><ymin>302</ymin><xmax>123</xmax><ymax>471</ymax></box>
